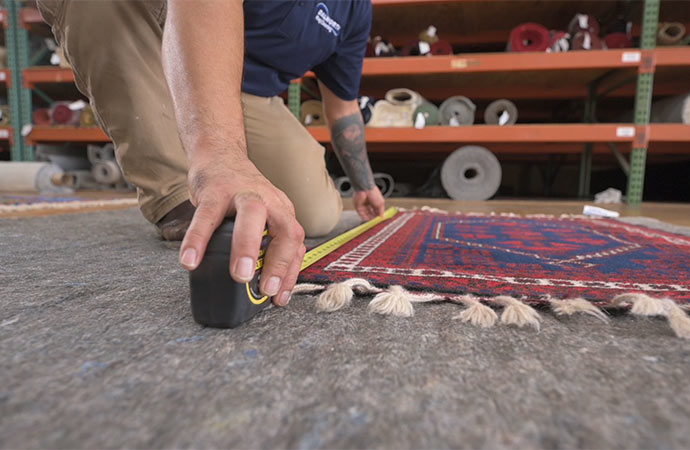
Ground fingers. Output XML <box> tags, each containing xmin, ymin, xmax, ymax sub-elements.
<box><xmin>229</xmin><ymin>193</ymin><xmax>268</xmax><ymax>282</ymax></box>
<box><xmin>261</xmin><ymin>213</ymin><xmax>305</xmax><ymax>298</ymax></box>
<box><xmin>179</xmin><ymin>198</ymin><xmax>227</xmax><ymax>270</ymax></box>
<box><xmin>273</xmin><ymin>243</ymin><xmax>306</xmax><ymax>307</ymax></box>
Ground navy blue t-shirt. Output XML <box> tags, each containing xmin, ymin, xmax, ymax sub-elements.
<box><xmin>243</xmin><ymin>0</ymin><xmax>371</xmax><ymax>101</ymax></box>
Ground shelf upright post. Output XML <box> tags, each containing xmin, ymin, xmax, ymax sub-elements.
<box><xmin>288</xmin><ymin>80</ymin><xmax>301</xmax><ymax>120</ymax></box>
<box><xmin>577</xmin><ymin>82</ymin><xmax>598</xmax><ymax>198</ymax></box>
<box><xmin>627</xmin><ymin>0</ymin><xmax>659</xmax><ymax>205</ymax></box>
<box><xmin>5</xmin><ymin>0</ymin><xmax>26</xmax><ymax>161</ymax></box>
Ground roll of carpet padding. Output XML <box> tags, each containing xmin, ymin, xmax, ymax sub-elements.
<box><xmin>80</xmin><ymin>105</ymin><xmax>97</xmax><ymax>127</ymax></box>
<box><xmin>0</xmin><ymin>162</ymin><xmax>73</xmax><ymax>193</ymax></box>
<box><xmin>369</xmin><ymin>89</ymin><xmax>424</xmax><ymax>127</ymax></box>
<box><xmin>484</xmin><ymin>99</ymin><xmax>518</xmax><ymax>126</ymax></box>
<box><xmin>439</xmin><ymin>96</ymin><xmax>476</xmax><ymax>126</ymax></box>
<box><xmin>87</xmin><ymin>143</ymin><xmax>116</xmax><ymax>164</ymax></box>
<box><xmin>571</xmin><ymin>31</ymin><xmax>605</xmax><ymax>51</ymax></box>
<box><xmin>604</xmin><ymin>32</ymin><xmax>633</xmax><ymax>49</ymax></box>
<box><xmin>430</xmin><ymin>40</ymin><xmax>453</xmax><ymax>55</ymax></box>
<box><xmin>419</xmin><ymin>26</ymin><xmax>439</xmax><ymax>44</ymax></box>
<box><xmin>366</xmin><ymin>36</ymin><xmax>396</xmax><ymax>57</ymax></box>
<box><xmin>33</xmin><ymin>108</ymin><xmax>51</xmax><ymax>126</ymax></box>
<box><xmin>657</xmin><ymin>22</ymin><xmax>686</xmax><ymax>46</ymax></box>
<box><xmin>650</xmin><ymin>93</ymin><xmax>690</xmax><ymax>124</ymax></box>
<box><xmin>568</xmin><ymin>14</ymin><xmax>600</xmax><ymax>36</ymax></box>
<box><xmin>334</xmin><ymin>176</ymin><xmax>353</xmax><ymax>197</ymax></box>
<box><xmin>300</xmin><ymin>100</ymin><xmax>325</xmax><ymax>127</ymax></box>
<box><xmin>359</xmin><ymin>96</ymin><xmax>374</xmax><ymax>124</ymax></box>
<box><xmin>50</xmin><ymin>102</ymin><xmax>80</xmax><ymax>125</ymax></box>
<box><xmin>0</xmin><ymin>105</ymin><xmax>9</xmax><ymax>126</ymax></box>
<box><xmin>385</xmin><ymin>88</ymin><xmax>423</xmax><ymax>108</ymax></box>
<box><xmin>373</xmin><ymin>172</ymin><xmax>395</xmax><ymax>198</ymax></box>
<box><xmin>401</xmin><ymin>40</ymin><xmax>432</xmax><ymax>56</ymax></box>
<box><xmin>440</xmin><ymin>146</ymin><xmax>501</xmax><ymax>200</ymax></box>
<box><xmin>92</xmin><ymin>160</ymin><xmax>124</xmax><ymax>185</ymax></box>
<box><xmin>508</xmin><ymin>23</ymin><xmax>550</xmax><ymax>52</ymax></box>
<box><xmin>413</xmin><ymin>101</ymin><xmax>440</xmax><ymax>129</ymax></box>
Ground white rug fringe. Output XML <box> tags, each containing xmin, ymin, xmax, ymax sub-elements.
<box><xmin>296</xmin><ymin>278</ymin><xmax>689</xmax><ymax>338</ymax></box>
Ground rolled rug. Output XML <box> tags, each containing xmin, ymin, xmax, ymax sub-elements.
<box><xmin>79</xmin><ymin>105</ymin><xmax>97</xmax><ymax>127</ymax></box>
<box><xmin>33</xmin><ymin>108</ymin><xmax>51</xmax><ymax>126</ymax></box>
<box><xmin>439</xmin><ymin>96</ymin><xmax>476</xmax><ymax>126</ymax></box>
<box><xmin>571</xmin><ymin>31</ymin><xmax>605</xmax><ymax>50</ymax></box>
<box><xmin>0</xmin><ymin>105</ymin><xmax>9</xmax><ymax>126</ymax></box>
<box><xmin>92</xmin><ymin>160</ymin><xmax>124</xmax><ymax>185</ymax></box>
<box><xmin>568</xmin><ymin>14</ymin><xmax>600</xmax><ymax>36</ymax></box>
<box><xmin>50</xmin><ymin>102</ymin><xmax>80</xmax><ymax>126</ymax></box>
<box><xmin>658</xmin><ymin>22</ymin><xmax>686</xmax><ymax>46</ymax></box>
<box><xmin>548</xmin><ymin>31</ymin><xmax>570</xmax><ymax>52</ymax></box>
<box><xmin>440</xmin><ymin>145</ymin><xmax>502</xmax><ymax>200</ymax></box>
<box><xmin>430</xmin><ymin>40</ymin><xmax>453</xmax><ymax>55</ymax></box>
<box><xmin>300</xmin><ymin>99</ymin><xmax>325</xmax><ymax>126</ymax></box>
<box><xmin>334</xmin><ymin>176</ymin><xmax>353</xmax><ymax>197</ymax></box>
<box><xmin>0</xmin><ymin>161</ymin><xmax>73</xmax><ymax>193</ymax></box>
<box><xmin>484</xmin><ymin>99</ymin><xmax>518</xmax><ymax>126</ymax></box>
<box><xmin>385</xmin><ymin>88</ymin><xmax>423</xmax><ymax>109</ymax></box>
<box><xmin>649</xmin><ymin>93</ymin><xmax>690</xmax><ymax>124</ymax></box>
<box><xmin>373</xmin><ymin>172</ymin><xmax>395</xmax><ymax>198</ymax></box>
<box><xmin>367</xmin><ymin>36</ymin><xmax>397</xmax><ymax>57</ymax></box>
<box><xmin>508</xmin><ymin>23</ymin><xmax>550</xmax><ymax>52</ymax></box>
<box><xmin>359</xmin><ymin>96</ymin><xmax>374</xmax><ymax>124</ymax></box>
<box><xmin>401</xmin><ymin>40</ymin><xmax>431</xmax><ymax>56</ymax></box>
<box><xmin>87</xmin><ymin>143</ymin><xmax>117</xmax><ymax>164</ymax></box>
<box><xmin>604</xmin><ymin>32</ymin><xmax>634</xmax><ymax>49</ymax></box>
<box><xmin>368</xmin><ymin>100</ymin><xmax>415</xmax><ymax>127</ymax></box>
<box><xmin>413</xmin><ymin>101</ymin><xmax>440</xmax><ymax>129</ymax></box>
<box><xmin>419</xmin><ymin>25</ymin><xmax>439</xmax><ymax>44</ymax></box>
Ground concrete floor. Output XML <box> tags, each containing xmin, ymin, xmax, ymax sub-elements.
<box><xmin>1</xmin><ymin>206</ymin><xmax>690</xmax><ymax>449</ymax></box>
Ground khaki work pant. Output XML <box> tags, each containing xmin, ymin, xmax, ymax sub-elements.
<box><xmin>36</xmin><ymin>0</ymin><xmax>342</xmax><ymax>237</ymax></box>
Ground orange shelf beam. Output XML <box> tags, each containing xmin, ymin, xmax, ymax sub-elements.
<box><xmin>654</xmin><ymin>47</ymin><xmax>690</xmax><ymax>67</ymax></box>
<box><xmin>23</xmin><ymin>67</ymin><xmax>75</xmax><ymax>88</ymax></box>
<box><xmin>648</xmin><ymin>124</ymin><xmax>690</xmax><ymax>142</ymax></box>
<box><xmin>26</xmin><ymin>126</ymin><xmax>109</xmax><ymax>145</ymax></box>
<box><xmin>19</xmin><ymin>7</ymin><xmax>44</xmax><ymax>28</ymax></box>
<box><xmin>308</xmin><ymin>124</ymin><xmax>639</xmax><ymax>144</ymax></box>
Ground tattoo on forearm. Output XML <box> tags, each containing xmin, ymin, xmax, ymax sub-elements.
<box><xmin>330</xmin><ymin>113</ymin><xmax>374</xmax><ymax>191</ymax></box>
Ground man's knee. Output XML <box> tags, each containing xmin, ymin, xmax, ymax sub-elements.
<box><xmin>297</xmin><ymin>196</ymin><xmax>343</xmax><ymax>238</ymax></box>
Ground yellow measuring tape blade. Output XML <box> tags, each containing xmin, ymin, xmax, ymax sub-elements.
<box><xmin>301</xmin><ymin>206</ymin><xmax>398</xmax><ymax>271</ymax></box>
<box><xmin>255</xmin><ymin>207</ymin><xmax>398</xmax><ymax>272</ymax></box>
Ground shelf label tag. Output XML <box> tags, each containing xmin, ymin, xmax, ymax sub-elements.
<box><xmin>21</xmin><ymin>125</ymin><xmax>33</xmax><ymax>137</ymax></box>
<box><xmin>621</xmin><ymin>52</ymin><xmax>641</xmax><ymax>63</ymax></box>
<box><xmin>616</xmin><ymin>126</ymin><xmax>635</xmax><ymax>138</ymax></box>
<box><xmin>0</xmin><ymin>72</ymin><xmax>5</xmax><ymax>81</ymax></box>
<box><xmin>0</xmin><ymin>129</ymin><xmax>9</xmax><ymax>139</ymax></box>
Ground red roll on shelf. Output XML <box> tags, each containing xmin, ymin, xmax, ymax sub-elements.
<box><xmin>33</xmin><ymin>108</ymin><xmax>51</xmax><ymax>126</ymax></box>
<box><xmin>430</xmin><ymin>40</ymin><xmax>453</xmax><ymax>55</ymax></box>
<box><xmin>508</xmin><ymin>23</ymin><xmax>550</xmax><ymax>52</ymax></box>
<box><xmin>604</xmin><ymin>32</ymin><xmax>634</xmax><ymax>49</ymax></box>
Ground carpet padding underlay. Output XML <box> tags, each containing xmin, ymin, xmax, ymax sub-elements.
<box><xmin>2</xmin><ymin>208</ymin><xmax>690</xmax><ymax>448</ymax></box>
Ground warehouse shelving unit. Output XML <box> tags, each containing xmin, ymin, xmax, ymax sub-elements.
<box><xmin>4</xmin><ymin>0</ymin><xmax>689</xmax><ymax>203</ymax></box>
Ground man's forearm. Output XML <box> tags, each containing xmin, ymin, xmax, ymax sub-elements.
<box><xmin>330</xmin><ymin>113</ymin><xmax>375</xmax><ymax>191</ymax></box>
<box><xmin>162</xmin><ymin>0</ymin><xmax>246</xmax><ymax>161</ymax></box>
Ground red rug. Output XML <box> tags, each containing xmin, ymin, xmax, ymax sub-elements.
<box><xmin>299</xmin><ymin>210</ymin><xmax>690</xmax><ymax>306</ymax></box>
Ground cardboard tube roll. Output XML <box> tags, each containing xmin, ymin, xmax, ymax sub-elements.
<box><xmin>440</xmin><ymin>96</ymin><xmax>476</xmax><ymax>126</ymax></box>
<box><xmin>484</xmin><ymin>99</ymin><xmax>518</xmax><ymax>126</ymax></box>
<box><xmin>441</xmin><ymin>146</ymin><xmax>502</xmax><ymax>200</ymax></box>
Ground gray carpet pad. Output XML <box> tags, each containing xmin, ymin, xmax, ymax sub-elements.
<box><xmin>1</xmin><ymin>209</ymin><xmax>690</xmax><ymax>449</ymax></box>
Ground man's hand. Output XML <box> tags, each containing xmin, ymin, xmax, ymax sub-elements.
<box><xmin>353</xmin><ymin>187</ymin><xmax>385</xmax><ymax>220</ymax></box>
<box><xmin>179</xmin><ymin>155</ymin><xmax>305</xmax><ymax>307</ymax></box>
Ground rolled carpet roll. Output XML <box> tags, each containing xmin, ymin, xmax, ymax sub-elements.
<box><xmin>419</xmin><ymin>25</ymin><xmax>439</xmax><ymax>44</ymax></box>
<box><xmin>548</xmin><ymin>31</ymin><xmax>570</xmax><ymax>52</ymax></box>
<box><xmin>385</xmin><ymin>88</ymin><xmax>423</xmax><ymax>108</ymax></box>
<box><xmin>604</xmin><ymin>32</ymin><xmax>633</xmax><ymax>49</ymax></box>
<box><xmin>484</xmin><ymin>99</ymin><xmax>518</xmax><ymax>126</ymax></box>
<box><xmin>568</xmin><ymin>14</ymin><xmax>600</xmax><ymax>36</ymax></box>
<box><xmin>334</xmin><ymin>176</ymin><xmax>354</xmax><ymax>197</ymax></box>
<box><xmin>0</xmin><ymin>162</ymin><xmax>73</xmax><ymax>193</ymax></box>
<box><xmin>373</xmin><ymin>172</ymin><xmax>395</xmax><ymax>198</ymax></box>
<box><xmin>50</xmin><ymin>102</ymin><xmax>80</xmax><ymax>125</ymax></box>
<box><xmin>79</xmin><ymin>105</ymin><xmax>97</xmax><ymax>127</ymax></box>
<box><xmin>571</xmin><ymin>31</ymin><xmax>605</xmax><ymax>51</ymax></box>
<box><xmin>430</xmin><ymin>40</ymin><xmax>453</xmax><ymax>55</ymax></box>
<box><xmin>92</xmin><ymin>160</ymin><xmax>124</xmax><ymax>185</ymax></box>
<box><xmin>33</xmin><ymin>108</ymin><xmax>51</xmax><ymax>126</ymax></box>
<box><xmin>366</xmin><ymin>36</ymin><xmax>397</xmax><ymax>57</ymax></box>
<box><xmin>413</xmin><ymin>101</ymin><xmax>440</xmax><ymax>129</ymax></box>
<box><xmin>649</xmin><ymin>93</ymin><xmax>690</xmax><ymax>124</ymax></box>
<box><xmin>401</xmin><ymin>40</ymin><xmax>431</xmax><ymax>56</ymax></box>
<box><xmin>658</xmin><ymin>22</ymin><xmax>686</xmax><ymax>46</ymax></box>
<box><xmin>440</xmin><ymin>146</ymin><xmax>502</xmax><ymax>200</ymax></box>
<box><xmin>508</xmin><ymin>23</ymin><xmax>550</xmax><ymax>52</ymax></box>
<box><xmin>0</xmin><ymin>105</ymin><xmax>9</xmax><ymax>126</ymax></box>
<box><xmin>300</xmin><ymin>100</ymin><xmax>325</xmax><ymax>126</ymax></box>
<box><xmin>359</xmin><ymin>96</ymin><xmax>374</xmax><ymax>124</ymax></box>
<box><xmin>439</xmin><ymin>96</ymin><xmax>476</xmax><ymax>126</ymax></box>
<box><xmin>368</xmin><ymin>100</ymin><xmax>415</xmax><ymax>127</ymax></box>
<box><xmin>87</xmin><ymin>143</ymin><xmax>117</xmax><ymax>164</ymax></box>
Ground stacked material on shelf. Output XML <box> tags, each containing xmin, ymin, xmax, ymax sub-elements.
<box><xmin>35</xmin><ymin>144</ymin><xmax>99</xmax><ymax>190</ymax></box>
<box><xmin>33</xmin><ymin>108</ymin><xmax>51</xmax><ymax>126</ymax></box>
<box><xmin>604</xmin><ymin>32</ymin><xmax>634</xmax><ymax>49</ymax></box>
<box><xmin>547</xmin><ymin>31</ymin><xmax>570</xmax><ymax>53</ymax></box>
<box><xmin>657</xmin><ymin>22</ymin><xmax>687</xmax><ymax>46</ymax></box>
<box><xmin>369</xmin><ymin>26</ymin><xmax>452</xmax><ymax>57</ymax></box>
<box><xmin>507</xmin><ymin>23</ymin><xmax>550</xmax><ymax>52</ymax></box>
<box><xmin>439</xmin><ymin>96</ymin><xmax>476</xmax><ymax>126</ymax></box>
<box><xmin>335</xmin><ymin>172</ymin><xmax>395</xmax><ymax>198</ymax></box>
<box><xmin>484</xmin><ymin>99</ymin><xmax>518</xmax><ymax>126</ymax></box>
<box><xmin>0</xmin><ymin>46</ymin><xmax>6</xmax><ymax>69</ymax></box>
<box><xmin>413</xmin><ymin>101</ymin><xmax>440</xmax><ymax>129</ymax></box>
<box><xmin>88</xmin><ymin>143</ymin><xmax>130</xmax><ymax>189</ymax></box>
<box><xmin>366</xmin><ymin>36</ymin><xmax>397</xmax><ymax>57</ymax></box>
<box><xmin>440</xmin><ymin>145</ymin><xmax>502</xmax><ymax>200</ymax></box>
<box><xmin>50</xmin><ymin>102</ymin><xmax>81</xmax><ymax>126</ymax></box>
<box><xmin>368</xmin><ymin>88</ymin><xmax>423</xmax><ymax>127</ymax></box>
<box><xmin>359</xmin><ymin>96</ymin><xmax>374</xmax><ymax>124</ymax></box>
<box><xmin>79</xmin><ymin>105</ymin><xmax>97</xmax><ymax>127</ymax></box>
<box><xmin>300</xmin><ymin>100</ymin><xmax>325</xmax><ymax>126</ymax></box>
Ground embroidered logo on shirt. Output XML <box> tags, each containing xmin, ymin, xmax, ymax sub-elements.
<box><xmin>315</xmin><ymin>2</ymin><xmax>341</xmax><ymax>36</ymax></box>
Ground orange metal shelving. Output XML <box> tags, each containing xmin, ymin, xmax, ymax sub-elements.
<box><xmin>23</xmin><ymin>66</ymin><xmax>75</xmax><ymax>88</ymax></box>
<box><xmin>25</xmin><ymin>126</ymin><xmax>108</xmax><ymax>145</ymax></box>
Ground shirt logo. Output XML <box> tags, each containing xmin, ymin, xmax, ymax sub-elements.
<box><xmin>315</xmin><ymin>2</ymin><xmax>340</xmax><ymax>36</ymax></box>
